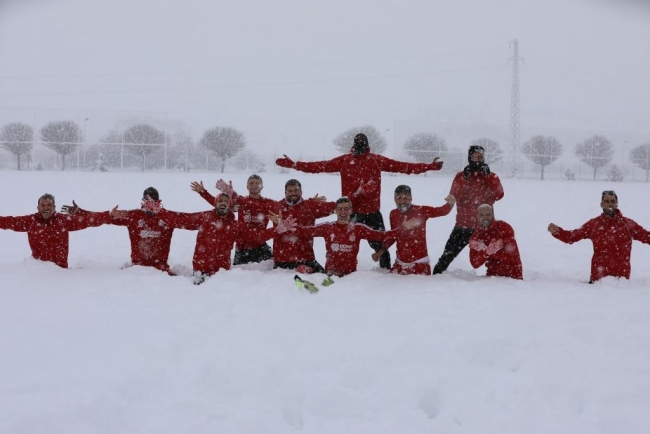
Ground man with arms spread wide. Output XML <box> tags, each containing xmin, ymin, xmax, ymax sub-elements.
<box><xmin>548</xmin><ymin>190</ymin><xmax>650</xmax><ymax>283</ymax></box>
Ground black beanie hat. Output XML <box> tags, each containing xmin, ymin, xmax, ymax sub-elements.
<box><xmin>394</xmin><ymin>185</ymin><xmax>412</xmax><ymax>196</ymax></box>
<box><xmin>143</xmin><ymin>187</ymin><xmax>159</xmax><ymax>201</ymax></box>
<box><xmin>353</xmin><ymin>133</ymin><xmax>369</xmax><ymax>155</ymax></box>
<box><xmin>467</xmin><ymin>145</ymin><xmax>485</xmax><ymax>164</ymax></box>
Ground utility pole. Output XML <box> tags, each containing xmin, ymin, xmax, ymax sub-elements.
<box><xmin>509</xmin><ymin>39</ymin><xmax>523</xmax><ymax>177</ymax></box>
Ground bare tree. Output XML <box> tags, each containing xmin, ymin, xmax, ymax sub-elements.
<box><xmin>606</xmin><ymin>164</ymin><xmax>625</xmax><ymax>182</ymax></box>
<box><xmin>630</xmin><ymin>142</ymin><xmax>650</xmax><ymax>182</ymax></box>
<box><xmin>40</xmin><ymin>120</ymin><xmax>80</xmax><ymax>171</ymax></box>
<box><xmin>521</xmin><ymin>135</ymin><xmax>563</xmax><ymax>180</ymax></box>
<box><xmin>234</xmin><ymin>150</ymin><xmax>266</xmax><ymax>172</ymax></box>
<box><xmin>168</xmin><ymin>129</ymin><xmax>201</xmax><ymax>172</ymax></box>
<box><xmin>575</xmin><ymin>135</ymin><xmax>614</xmax><ymax>180</ymax></box>
<box><xmin>200</xmin><ymin>127</ymin><xmax>246</xmax><ymax>173</ymax></box>
<box><xmin>91</xmin><ymin>129</ymin><xmax>127</xmax><ymax>169</ymax></box>
<box><xmin>1</xmin><ymin>122</ymin><xmax>34</xmax><ymax>170</ymax></box>
<box><xmin>123</xmin><ymin>124</ymin><xmax>165</xmax><ymax>172</ymax></box>
<box><xmin>471</xmin><ymin>138</ymin><xmax>503</xmax><ymax>164</ymax></box>
<box><xmin>403</xmin><ymin>133</ymin><xmax>448</xmax><ymax>164</ymax></box>
<box><xmin>333</xmin><ymin>125</ymin><xmax>388</xmax><ymax>155</ymax></box>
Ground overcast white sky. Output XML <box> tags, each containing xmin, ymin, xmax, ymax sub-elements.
<box><xmin>1</xmin><ymin>0</ymin><xmax>649</xmax><ymax>153</ymax></box>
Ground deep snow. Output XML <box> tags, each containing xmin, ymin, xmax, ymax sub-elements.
<box><xmin>1</xmin><ymin>170</ymin><xmax>649</xmax><ymax>434</ymax></box>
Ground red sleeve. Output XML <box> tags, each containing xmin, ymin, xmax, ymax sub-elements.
<box><xmin>553</xmin><ymin>219</ymin><xmax>595</xmax><ymax>244</ymax></box>
<box><xmin>237</xmin><ymin>224</ymin><xmax>276</xmax><ymax>245</ymax></box>
<box><xmin>355</xmin><ymin>223</ymin><xmax>397</xmax><ymax>242</ymax></box>
<box><xmin>625</xmin><ymin>218</ymin><xmax>650</xmax><ymax>244</ymax></box>
<box><xmin>294</xmin><ymin>223</ymin><xmax>330</xmax><ymax>239</ymax></box>
<box><xmin>294</xmin><ymin>155</ymin><xmax>346</xmax><ymax>174</ymax></box>
<box><xmin>424</xmin><ymin>204</ymin><xmax>453</xmax><ymax>219</ymax></box>
<box><xmin>0</xmin><ymin>214</ymin><xmax>34</xmax><ymax>232</ymax></box>
<box><xmin>376</xmin><ymin>155</ymin><xmax>442</xmax><ymax>174</ymax></box>
<box><xmin>199</xmin><ymin>190</ymin><xmax>217</xmax><ymax>207</ymax></box>
<box><xmin>381</xmin><ymin>210</ymin><xmax>399</xmax><ymax>250</ymax></box>
<box><xmin>64</xmin><ymin>211</ymin><xmax>112</xmax><ymax>231</ymax></box>
<box><xmin>449</xmin><ymin>173</ymin><xmax>464</xmax><ymax>197</ymax></box>
<box><xmin>307</xmin><ymin>200</ymin><xmax>336</xmax><ymax>219</ymax></box>
<box><xmin>168</xmin><ymin>211</ymin><xmax>209</xmax><ymax>230</ymax></box>
<box><xmin>485</xmin><ymin>173</ymin><xmax>505</xmax><ymax>203</ymax></box>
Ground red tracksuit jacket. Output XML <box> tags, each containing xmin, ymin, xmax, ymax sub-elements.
<box><xmin>469</xmin><ymin>220</ymin><xmax>523</xmax><ymax>280</ymax></box>
<box><xmin>178</xmin><ymin>210</ymin><xmax>275</xmax><ymax>275</ymax></box>
<box><xmin>111</xmin><ymin>209</ymin><xmax>192</xmax><ymax>272</ymax></box>
<box><xmin>386</xmin><ymin>204</ymin><xmax>453</xmax><ymax>264</ymax></box>
<box><xmin>0</xmin><ymin>210</ymin><xmax>112</xmax><ymax>268</ymax></box>
<box><xmin>299</xmin><ymin>222</ymin><xmax>400</xmax><ymax>276</ymax></box>
<box><xmin>293</xmin><ymin>149</ymin><xmax>442</xmax><ymax>214</ymax></box>
<box><xmin>552</xmin><ymin>209</ymin><xmax>650</xmax><ymax>282</ymax></box>
<box><xmin>198</xmin><ymin>190</ymin><xmax>279</xmax><ymax>250</ymax></box>
<box><xmin>273</xmin><ymin>198</ymin><xmax>334</xmax><ymax>263</ymax></box>
<box><xmin>450</xmin><ymin>170</ymin><xmax>504</xmax><ymax>229</ymax></box>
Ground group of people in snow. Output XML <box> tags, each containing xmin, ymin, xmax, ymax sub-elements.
<box><xmin>1</xmin><ymin>133</ymin><xmax>649</xmax><ymax>285</ymax></box>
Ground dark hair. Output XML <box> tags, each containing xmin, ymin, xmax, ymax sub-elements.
<box><xmin>394</xmin><ymin>185</ymin><xmax>412</xmax><ymax>196</ymax></box>
<box><xmin>38</xmin><ymin>193</ymin><xmax>55</xmax><ymax>205</ymax></box>
<box><xmin>601</xmin><ymin>190</ymin><xmax>618</xmax><ymax>201</ymax></box>
<box><xmin>248</xmin><ymin>174</ymin><xmax>263</xmax><ymax>183</ymax></box>
<box><xmin>143</xmin><ymin>187</ymin><xmax>159</xmax><ymax>201</ymax></box>
<box><xmin>336</xmin><ymin>196</ymin><xmax>352</xmax><ymax>206</ymax></box>
<box><xmin>285</xmin><ymin>179</ymin><xmax>302</xmax><ymax>190</ymax></box>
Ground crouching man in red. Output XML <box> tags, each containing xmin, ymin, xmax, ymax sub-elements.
<box><xmin>111</xmin><ymin>187</ymin><xmax>197</xmax><ymax>274</ymax></box>
<box><xmin>181</xmin><ymin>193</ymin><xmax>296</xmax><ymax>285</ymax></box>
<box><xmin>468</xmin><ymin>204</ymin><xmax>523</xmax><ymax>280</ymax></box>
<box><xmin>292</xmin><ymin>197</ymin><xmax>414</xmax><ymax>278</ymax></box>
<box><xmin>548</xmin><ymin>190</ymin><xmax>650</xmax><ymax>283</ymax></box>
<box><xmin>371</xmin><ymin>185</ymin><xmax>456</xmax><ymax>275</ymax></box>
<box><xmin>0</xmin><ymin>193</ymin><xmax>117</xmax><ymax>268</ymax></box>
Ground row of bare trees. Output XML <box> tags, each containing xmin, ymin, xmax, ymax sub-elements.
<box><xmin>0</xmin><ymin>121</ymin><xmax>246</xmax><ymax>172</ymax></box>
<box><xmin>396</xmin><ymin>130</ymin><xmax>650</xmax><ymax>181</ymax></box>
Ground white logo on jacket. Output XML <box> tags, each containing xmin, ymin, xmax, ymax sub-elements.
<box><xmin>331</xmin><ymin>243</ymin><xmax>353</xmax><ymax>253</ymax></box>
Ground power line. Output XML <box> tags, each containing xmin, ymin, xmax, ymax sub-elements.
<box><xmin>0</xmin><ymin>65</ymin><xmax>506</xmax><ymax>98</ymax></box>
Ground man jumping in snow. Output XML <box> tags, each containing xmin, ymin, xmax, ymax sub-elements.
<box><xmin>468</xmin><ymin>204</ymin><xmax>523</xmax><ymax>280</ymax></box>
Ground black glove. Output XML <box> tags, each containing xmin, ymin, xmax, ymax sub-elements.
<box><xmin>61</xmin><ymin>200</ymin><xmax>79</xmax><ymax>215</ymax></box>
<box><xmin>462</xmin><ymin>165</ymin><xmax>472</xmax><ymax>179</ymax></box>
<box><xmin>480</xmin><ymin>164</ymin><xmax>491</xmax><ymax>176</ymax></box>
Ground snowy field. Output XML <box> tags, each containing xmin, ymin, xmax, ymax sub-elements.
<box><xmin>1</xmin><ymin>169</ymin><xmax>650</xmax><ymax>434</ymax></box>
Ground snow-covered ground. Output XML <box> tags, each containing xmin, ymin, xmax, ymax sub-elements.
<box><xmin>1</xmin><ymin>170</ymin><xmax>649</xmax><ymax>434</ymax></box>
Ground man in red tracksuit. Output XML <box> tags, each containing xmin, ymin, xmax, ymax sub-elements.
<box><xmin>178</xmin><ymin>193</ymin><xmax>295</xmax><ymax>284</ymax></box>
<box><xmin>272</xmin><ymin>179</ymin><xmax>335</xmax><ymax>273</ymax></box>
<box><xmin>548</xmin><ymin>190</ymin><xmax>650</xmax><ymax>283</ymax></box>
<box><xmin>372</xmin><ymin>185</ymin><xmax>456</xmax><ymax>275</ymax></box>
<box><xmin>295</xmin><ymin>197</ymin><xmax>411</xmax><ymax>277</ymax></box>
<box><xmin>468</xmin><ymin>204</ymin><xmax>523</xmax><ymax>280</ymax></box>
<box><xmin>432</xmin><ymin>145</ymin><xmax>504</xmax><ymax>274</ymax></box>
<box><xmin>0</xmin><ymin>193</ymin><xmax>115</xmax><ymax>268</ymax></box>
<box><xmin>111</xmin><ymin>187</ymin><xmax>196</xmax><ymax>274</ymax></box>
<box><xmin>276</xmin><ymin>133</ymin><xmax>443</xmax><ymax>270</ymax></box>
<box><xmin>192</xmin><ymin>174</ymin><xmax>278</xmax><ymax>265</ymax></box>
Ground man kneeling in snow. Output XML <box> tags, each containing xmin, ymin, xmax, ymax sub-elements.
<box><xmin>0</xmin><ymin>193</ymin><xmax>117</xmax><ymax>268</ymax></box>
<box><xmin>468</xmin><ymin>204</ymin><xmax>523</xmax><ymax>280</ymax></box>
<box><xmin>290</xmin><ymin>197</ymin><xmax>414</xmax><ymax>278</ymax></box>
<box><xmin>180</xmin><ymin>193</ymin><xmax>296</xmax><ymax>285</ymax></box>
